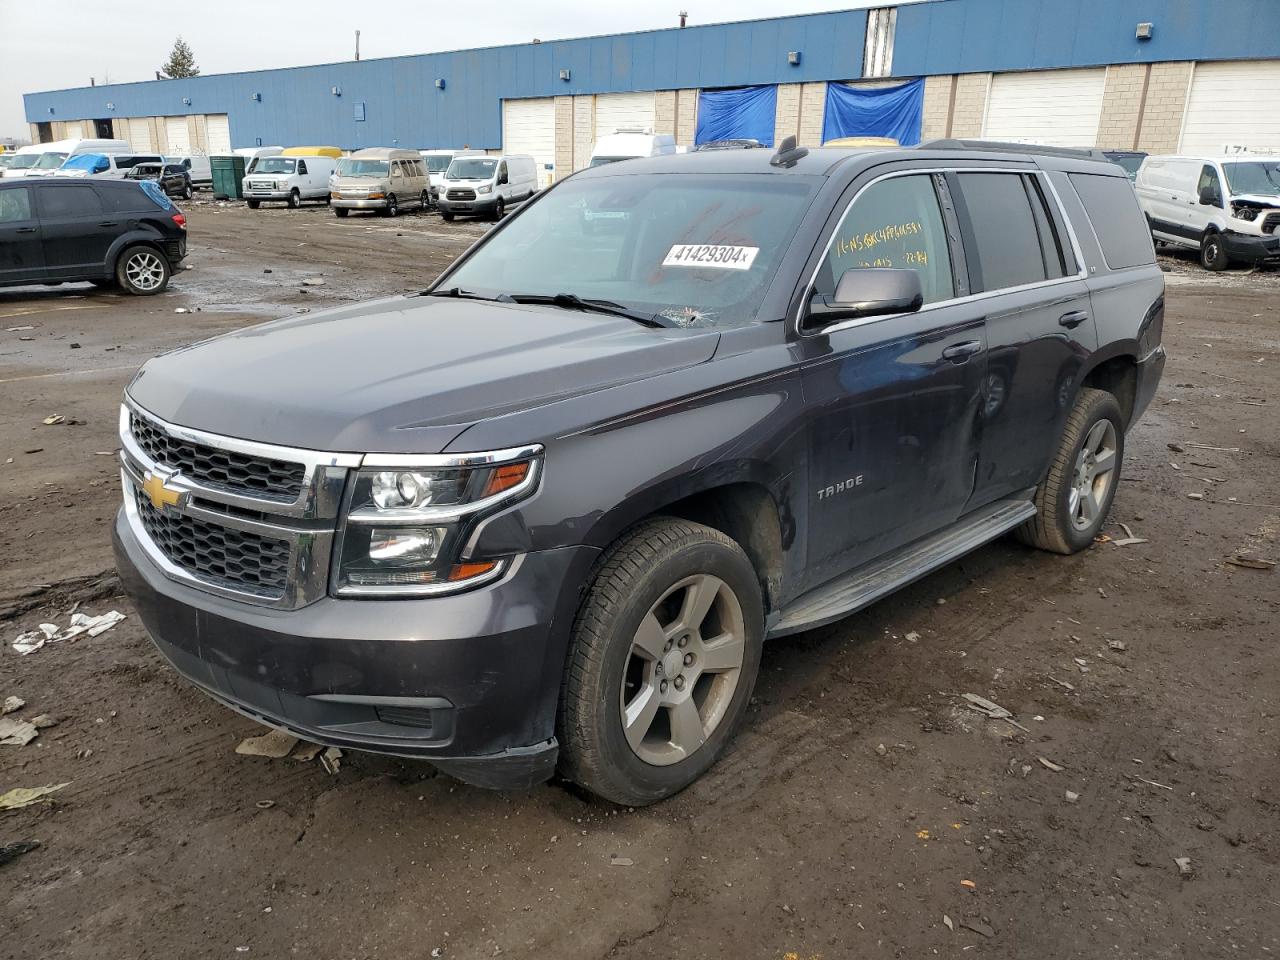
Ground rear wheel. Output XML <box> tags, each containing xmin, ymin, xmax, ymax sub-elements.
<box><xmin>115</xmin><ymin>245</ymin><xmax>171</xmax><ymax>296</ymax></box>
<box><xmin>558</xmin><ymin>518</ymin><xmax>764</xmax><ymax>805</ymax></box>
<box><xmin>181</xmin><ymin>182</ymin><xmax>193</xmax><ymax>200</ymax></box>
<box><xmin>1200</xmin><ymin>231</ymin><xmax>1230</xmax><ymax>271</ymax></box>
<box><xmin>334</xmin><ymin>207</ymin><xmax>350</xmax><ymax>218</ymax></box>
<box><xmin>1017</xmin><ymin>387</ymin><xmax>1124</xmax><ymax>554</ymax></box>
<box><xmin>420</xmin><ymin>190</ymin><xmax>430</xmax><ymax>210</ymax></box>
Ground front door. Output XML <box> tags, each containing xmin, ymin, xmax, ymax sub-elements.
<box><xmin>0</xmin><ymin>185</ymin><xmax>44</xmax><ymax>283</ymax></box>
<box><xmin>948</xmin><ymin>170</ymin><xmax>1097</xmax><ymax>505</ymax></box>
<box><xmin>798</xmin><ymin>171</ymin><xmax>987</xmax><ymax>591</ymax></box>
<box><xmin>35</xmin><ymin>183</ymin><xmax>114</xmax><ymax>279</ymax></box>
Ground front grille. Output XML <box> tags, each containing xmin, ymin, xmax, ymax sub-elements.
<box><xmin>446</xmin><ymin>188</ymin><xmax>476</xmax><ymax>201</ymax></box>
<box><xmin>134</xmin><ymin>489</ymin><xmax>290</xmax><ymax>597</ymax></box>
<box><xmin>1262</xmin><ymin>212</ymin><xmax>1280</xmax><ymax>235</ymax></box>
<box><xmin>130</xmin><ymin>411</ymin><xmax>304</xmax><ymax>501</ymax></box>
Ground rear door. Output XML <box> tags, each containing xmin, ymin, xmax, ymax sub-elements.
<box><xmin>0</xmin><ymin>185</ymin><xmax>44</xmax><ymax>283</ymax></box>
<box><xmin>951</xmin><ymin>169</ymin><xmax>1096</xmax><ymax>507</ymax></box>
<box><xmin>35</xmin><ymin>183</ymin><xmax>114</xmax><ymax>278</ymax></box>
<box><xmin>798</xmin><ymin>168</ymin><xmax>988</xmax><ymax>588</ymax></box>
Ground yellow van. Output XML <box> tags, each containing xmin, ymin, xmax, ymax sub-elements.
<box><xmin>281</xmin><ymin>146</ymin><xmax>344</xmax><ymax>158</ymax></box>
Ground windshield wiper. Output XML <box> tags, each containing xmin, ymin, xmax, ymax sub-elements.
<box><xmin>424</xmin><ymin>286</ymin><xmax>511</xmax><ymax>302</ymax></box>
<box><xmin>504</xmin><ymin>293</ymin><xmax>669</xmax><ymax>328</ymax></box>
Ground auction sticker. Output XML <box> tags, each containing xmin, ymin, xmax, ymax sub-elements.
<box><xmin>662</xmin><ymin>244</ymin><xmax>759</xmax><ymax>270</ymax></box>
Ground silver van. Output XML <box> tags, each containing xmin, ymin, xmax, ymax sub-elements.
<box><xmin>331</xmin><ymin>148</ymin><xmax>429</xmax><ymax>217</ymax></box>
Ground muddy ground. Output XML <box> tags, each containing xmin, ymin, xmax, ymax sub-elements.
<box><xmin>1</xmin><ymin>201</ymin><xmax>1277</xmax><ymax>960</ymax></box>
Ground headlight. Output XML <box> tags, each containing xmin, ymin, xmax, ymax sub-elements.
<box><xmin>1233</xmin><ymin>206</ymin><xmax>1258</xmax><ymax>222</ymax></box>
<box><xmin>477</xmin><ymin>184</ymin><xmax>492</xmax><ymax>194</ymax></box>
<box><xmin>334</xmin><ymin>447</ymin><xmax>541</xmax><ymax>596</ymax></box>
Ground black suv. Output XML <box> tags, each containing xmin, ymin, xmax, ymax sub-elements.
<box><xmin>126</xmin><ymin>163</ymin><xmax>195</xmax><ymax>201</ymax></box>
<box><xmin>0</xmin><ymin>179</ymin><xmax>187</xmax><ymax>295</ymax></box>
<box><xmin>114</xmin><ymin>140</ymin><xmax>1165</xmax><ymax>804</ymax></box>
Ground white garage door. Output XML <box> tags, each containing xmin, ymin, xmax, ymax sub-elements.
<box><xmin>63</xmin><ymin>120</ymin><xmax>84</xmax><ymax>139</ymax></box>
<box><xmin>594</xmin><ymin>92</ymin><xmax>656</xmax><ymax>136</ymax></box>
<box><xmin>503</xmin><ymin>97</ymin><xmax>556</xmax><ymax>187</ymax></box>
<box><xmin>165</xmin><ymin>116</ymin><xmax>191</xmax><ymax>154</ymax></box>
<box><xmin>983</xmin><ymin>68</ymin><xmax>1106</xmax><ymax>148</ymax></box>
<box><xmin>206</xmin><ymin>114</ymin><xmax>232</xmax><ymax>154</ymax></box>
<box><xmin>126</xmin><ymin>118</ymin><xmax>155</xmax><ymax>151</ymax></box>
<box><xmin>1180</xmin><ymin>61</ymin><xmax>1280</xmax><ymax>154</ymax></box>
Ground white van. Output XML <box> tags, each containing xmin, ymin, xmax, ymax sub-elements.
<box><xmin>228</xmin><ymin>146</ymin><xmax>285</xmax><ymax>174</ymax></box>
<box><xmin>2</xmin><ymin>138</ymin><xmax>132</xmax><ymax>178</ymax></box>
<box><xmin>420</xmin><ymin>148</ymin><xmax>484</xmax><ymax>205</ymax></box>
<box><xmin>165</xmin><ymin>154</ymin><xmax>212</xmax><ymax>187</ymax></box>
<box><xmin>331</xmin><ymin>148</ymin><xmax>430</xmax><ymax>217</ymax></box>
<box><xmin>242</xmin><ymin>154</ymin><xmax>339</xmax><ymax>208</ymax></box>
<box><xmin>588</xmin><ymin>130</ymin><xmax>676</xmax><ymax>167</ymax></box>
<box><xmin>1136</xmin><ymin>153</ymin><xmax>1280</xmax><ymax>270</ymax></box>
<box><xmin>437</xmin><ymin>154</ymin><xmax>538</xmax><ymax>221</ymax></box>
<box><xmin>53</xmin><ymin>152</ymin><xmax>164</xmax><ymax>179</ymax></box>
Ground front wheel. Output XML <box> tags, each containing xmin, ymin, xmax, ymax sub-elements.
<box><xmin>440</xmin><ymin>210</ymin><xmax>455</xmax><ymax>222</ymax></box>
<box><xmin>420</xmin><ymin>190</ymin><xmax>430</xmax><ymax>210</ymax></box>
<box><xmin>246</xmin><ymin>200</ymin><xmax>261</xmax><ymax>209</ymax></box>
<box><xmin>334</xmin><ymin>207</ymin><xmax>349</xmax><ymax>218</ymax></box>
<box><xmin>182</xmin><ymin>183</ymin><xmax>193</xmax><ymax>200</ymax></box>
<box><xmin>492</xmin><ymin>197</ymin><xmax>505</xmax><ymax>221</ymax></box>
<box><xmin>384</xmin><ymin>195</ymin><xmax>398</xmax><ymax>217</ymax></box>
<box><xmin>115</xmin><ymin>245</ymin><xmax>171</xmax><ymax>296</ymax></box>
<box><xmin>287</xmin><ymin>189</ymin><xmax>301</xmax><ymax>209</ymax></box>
<box><xmin>1200</xmin><ymin>231</ymin><xmax>1230</xmax><ymax>271</ymax></box>
<box><xmin>558</xmin><ymin>518</ymin><xmax>764</xmax><ymax>805</ymax></box>
<box><xmin>1017</xmin><ymin>387</ymin><xmax>1125</xmax><ymax>554</ymax></box>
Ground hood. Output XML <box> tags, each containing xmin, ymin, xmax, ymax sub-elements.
<box><xmin>128</xmin><ymin>295</ymin><xmax>719</xmax><ymax>454</ymax></box>
<box><xmin>1230</xmin><ymin>193</ymin><xmax>1280</xmax><ymax>208</ymax></box>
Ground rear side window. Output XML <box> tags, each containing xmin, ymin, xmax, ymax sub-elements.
<box><xmin>39</xmin><ymin>184</ymin><xmax>102</xmax><ymax>217</ymax></box>
<box><xmin>0</xmin><ymin>187</ymin><xmax>33</xmax><ymax>222</ymax></box>
<box><xmin>1068</xmin><ymin>173</ymin><xmax>1156</xmax><ymax>270</ymax></box>
<box><xmin>955</xmin><ymin>173</ymin><xmax>1047</xmax><ymax>292</ymax></box>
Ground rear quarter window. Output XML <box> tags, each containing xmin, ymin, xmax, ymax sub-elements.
<box><xmin>1068</xmin><ymin>173</ymin><xmax>1156</xmax><ymax>270</ymax></box>
<box><xmin>102</xmin><ymin>182</ymin><xmax>171</xmax><ymax>213</ymax></box>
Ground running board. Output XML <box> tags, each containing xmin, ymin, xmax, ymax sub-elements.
<box><xmin>768</xmin><ymin>498</ymin><xmax>1037</xmax><ymax>639</ymax></box>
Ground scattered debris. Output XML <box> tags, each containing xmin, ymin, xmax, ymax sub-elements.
<box><xmin>1047</xmin><ymin>676</ymin><xmax>1075</xmax><ymax>692</ymax></box>
<box><xmin>0</xmin><ymin>840</ymin><xmax>40</xmax><ymax>866</ymax></box>
<box><xmin>1132</xmin><ymin>774</ymin><xmax>1173</xmax><ymax>791</ymax></box>
<box><xmin>1225</xmin><ymin>556</ymin><xmax>1275</xmax><ymax>571</ymax></box>
<box><xmin>302</xmin><ymin>277</ymin><xmax>326</xmax><ymax>286</ymax></box>
<box><xmin>874</xmin><ymin>743</ymin><xmax>888</xmax><ymax>756</ymax></box>
<box><xmin>1166</xmin><ymin>442</ymin><xmax>1185</xmax><ymax>453</ymax></box>
<box><xmin>174</xmin><ymin>307</ymin><xmax>189</xmax><ymax>314</ymax></box>
<box><xmin>1074</xmin><ymin>657</ymin><xmax>1090</xmax><ymax>673</ymax></box>
<box><xmin>1065</xmin><ymin>790</ymin><xmax>1080</xmax><ymax>803</ymax></box>
<box><xmin>961</xmin><ymin>919</ymin><xmax>995</xmax><ymax>938</ymax></box>
<box><xmin>1110</xmin><ymin>521</ymin><xmax>1148</xmax><ymax>546</ymax></box>
<box><xmin>609</xmin><ymin>854</ymin><xmax>634</xmax><ymax>866</ymax></box>
<box><xmin>0</xmin><ymin>717</ymin><xmax>39</xmax><ymax>746</ymax></box>
<box><xmin>1184</xmin><ymin>443</ymin><xmax>1239</xmax><ymax>452</ymax></box>
<box><xmin>942</xmin><ymin>915</ymin><xmax>955</xmax><ymax>932</ymax></box>
<box><xmin>1187</xmin><ymin>493</ymin><xmax>1204</xmax><ymax>501</ymax></box>
<box><xmin>320</xmin><ymin>746</ymin><xmax>343</xmax><ymax>775</ymax></box>
<box><xmin>0</xmin><ymin>783</ymin><xmax>70</xmax><ymax>811</ymax></box>
<box><xmin>42</xmin><ymin>415</ymin><xmax>65</xmax><ymax>425</ymax></box>
<box><xmin>2</xmin><ymin>696</ymin><xmax>23</xmax><ymax>715</ymax></box>
<box><xmin>69</xmin><ymin>342</ymin><xmax>81</xmax><ymax>349</ymax></box>
<box><xmin>1038</xmin><ymin>757</ymin><xmax>1065</xmax><ymax>772</ymax></box>
<box><xmin>5</xmin><ymin>325</ymin><xmax>34</xmax><ymax>332</ymax></box>
<box><xmin>255</xmin><ymin>800</ymin><xmax>276</xmax><ymax>809</ymax></box>
<box><xmin>13</xmin><ymin>610</ymin><xmax>127</xmax><ymax>655</ymax></box>
<box><xmin>961</xmin><ymin>693</ymin><xmax>1029</xmax><ymax>731</ymax></box>
<box><xmin>905</xmin><ymin>631</ymin><xmax>921</xmax><ymax>643</ymax></box>
<box><xmin>960</xmin><ymin>879</ymin><xmax>976</xmax><ymax>889</ymax></box>
<box><xmin>235</xmin><ymin>728</ymin><xmax>299</xmax><ymax>759</ymax></box>
<box><xmin>1107</xmin><ymin>639</ymin><xmax>1128</xmax><ymax>652</ymax></box>
<box><xmin>292</xmin><ymin>742</ymin><xmax>323</xmax><ymax>762</ymax></box>
<box><xmin>1174</xmin><ymin>856</ymin><xmax>1194</xmax><ymax>879</ymax></box>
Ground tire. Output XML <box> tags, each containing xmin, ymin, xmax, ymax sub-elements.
<box><xmin>115</xmin><ymin>245</ymin><xmax>171</xmax><ymax>296</ymax></box>
<box><xmin>1200</xmin><ymin>231</ymin><xmax>1230</xmax><ymax>271</ymax></box>
<box><xmin>287</xmin><ymin>190</ymin><xmax>301</xmax><ymax>209</ymax></box>
<box><xmin>420</xmin><ymin>190</ymin><xmax>430</xmax><ymax>210</ymax></box>
<box><xmin>182</xmin><ymin>183</ymin><xmax>193</xmax><ymax>200</ymax></box>
<box><xmin>384</xmin><ymin>195</ymin><xmax>398</xmax><ymax>218</ymax></box>
<box><xmin>441</xmin><ymin>211</ymin><xmax>455</xmax><ymax>222</ymax></box>
<box><xmin>558</xmin><ymin>518</ymin><xmax>764</xmax><ymax>805</ymax></box>
<box><xmin>1017</xmin><ymin>387</ymin><xmax>1125</xmax><ymax>555</ymax></box>
<box><xmin>246</xmin><ymin>200</ymin><xmax>261</xmax><ymax>209</ymax></box>
<box><xmin>334</xmin><ymin>207</ymin><xmax>350</xmax><ymax>218</ymax></box>
<box><xmin>492</xmin><ymin>197</ymin><xmax>505</xmax><ymax>221</ymax></box>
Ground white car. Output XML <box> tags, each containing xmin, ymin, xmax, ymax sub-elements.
<box><xmin>53</xmin><ymin>152</ymin><xmax>164</xmax><ymax>179</ymax></box>
<box><xmin>242</xmin><ymin>155</ymin><xmax>339</xmax><ymax>208</ymax></box>
<box><xmin>1135</xmin><ymin>153</ymin><xmax>1280</xmax><ymax>270</ymax></box>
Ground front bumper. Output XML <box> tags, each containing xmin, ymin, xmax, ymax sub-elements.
<box><xmin>331</xmin><ymin>196</ymin><xmax>389</xmax><ymax>210</ymax></box>
<box><xmin>1222</xmin><ymin>230</ymin><xmax>1280</xmax><ymax>263</ymax></box>
<box><xmin>438</xmin><ymin>193</ymin><xmax>499</xmax><ymax>215</ymax></box>
<box><xmin>243</xmin><ymin>189</ymin><xmax>290</xmax><ymax>202</ymax></box>
<box><xmin>114</xmin><ymin>509</ymin><xmax>597</xmax><ymax>789</ymax></box>
<box><xmin>1131</xmin><ymin>344</ymin><xmax>1166</xmax><ymax>428</ymax></box>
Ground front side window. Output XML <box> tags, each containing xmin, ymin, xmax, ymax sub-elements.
<box><xmin>38</xmin><ymin>184</ymin><xmax>103</xmax><ymax>217</ymax></box>
<box><xmin>441</xmin><ymin>173</ymin><xmax>818</xmax><ymax>329</ymax></box>
<box><xmin>815</xmin><ymin>174</ymin><xmax>955</xmax><ymax>306</ymax></box>
<box><xmin>956</xmin><ymin>173</ymin><xmax>1049</xmax><ymax>292</ymax></box>
<box><xmin>0</xmin><ymin>187</ymin><xmax>32</xmax><ymax>222</ymax></box>
<box><xmin>1197</xmin><ymin>165</ymin><xmax>1223</xmax><ymax>206</ymax></box>
<box><xmin>297</xmin><ymin>160</ymin><xmax>309</xmax><ymax>175</ymax></box>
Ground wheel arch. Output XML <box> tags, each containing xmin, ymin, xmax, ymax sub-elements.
<box><xmin>1077</xmin><ymin>350</ymin><xmax>1139</xmax><ymax>427</ymax></box>
<box><xmin>107</xmin><ymin>233</ymin><xmax>168</xmax><ymax>276</ymax></box>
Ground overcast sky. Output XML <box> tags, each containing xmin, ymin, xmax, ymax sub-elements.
<box><xmin>0</xmin><ymin>0</ymin><xmax>893</xmax><ymax>140</ymax></box>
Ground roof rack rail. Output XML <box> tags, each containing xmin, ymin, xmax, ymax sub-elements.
<box><xmin>917</xmin><ymin>138</ymin><xmax>1112</xmax><ymax>162</ymax></box>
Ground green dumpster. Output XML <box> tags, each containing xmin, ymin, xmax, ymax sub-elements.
<box><xmin>210</xmin><ymin>154</ymin><xmax>247</xmax><ymax>200</ymax></box>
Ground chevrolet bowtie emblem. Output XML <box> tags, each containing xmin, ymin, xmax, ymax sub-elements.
<box><xmin>142</xmin><ymin>471</ymin><xmax>185</xmax><ymax>512</ymax></box>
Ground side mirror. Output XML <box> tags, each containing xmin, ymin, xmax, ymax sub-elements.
<box><xmin>1198</xmin><ymin>185</ymin><xmax>1219</xmax><ymax>206</ymax></box>
<box><xmin>807</xmin><ymin>268</ymin><xmax>924</xmax><ymax>327</ymax></box>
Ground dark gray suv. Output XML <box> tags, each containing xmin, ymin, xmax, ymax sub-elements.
<box><xmin>113</xmin><ymin>139</ymin><xmax>1165</xmax><ymax>804</ymax></box>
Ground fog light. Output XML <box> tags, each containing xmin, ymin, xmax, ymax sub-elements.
<box><xmin>368</xmin><ymin>526</ymin><xmax>445</xmax><ymax>565</ymax></box>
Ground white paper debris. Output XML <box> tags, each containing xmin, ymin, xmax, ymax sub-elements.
<box><xmin>14</xmin><ymin>610</ymin><xmax>127</xmax><ymax>655</ymax></box>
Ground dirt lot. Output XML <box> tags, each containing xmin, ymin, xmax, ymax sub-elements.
<box><xmin>2</xmin><ymin>202</ymin><xmax>1278</xmax><ymax>960</ymax></box>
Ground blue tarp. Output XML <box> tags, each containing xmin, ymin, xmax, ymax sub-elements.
<box><xmin>695</xmin><ymin>85</ymin><xmax>778</xmax><ymax>147</ymax></box>
<box><xmin>822</xmin><ymin>78</ymin><xmax>924</xmax><ymax>146</ymax></box>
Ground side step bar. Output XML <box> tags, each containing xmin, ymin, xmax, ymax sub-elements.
<box><xmin>768</xmin><ymin>498</ymin><xmax>1037</xmax><ymax>639</ymax></box>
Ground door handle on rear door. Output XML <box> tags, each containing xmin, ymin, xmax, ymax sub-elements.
<box><xmin>16</xmin><ymin>226</ymin><xmax>36</xmax><ymax>234</ymax></box>
<box><xmin>98</xmin><ymin>221</ymin><xmax>119</xmax><ymax>228</ymax></box>
<box><xmin>1058</xmin><ymin>310</ymin><xmax>1089</xmax><ymax>329</ymax></box>
<box><xmin>942</xmin><ymin>340</ymin><xmax>983</xmax><ymax>363</ymax></box>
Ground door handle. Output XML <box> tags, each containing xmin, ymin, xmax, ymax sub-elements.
<box><xmin>1058</xmin><ymin>310</ymin><xmax>1089</xmax><ymax>329</ymax></box>
<box><xmin>16</xmin><ymin>226</ymin><xmax>37</xmax><ymax>234</ymax></box>
<box><xmin>942</xmin><ymin>340</ymin><xmax>983</xmax><ymax>363</ymax></box>
<box><xmin>98</xmin><ymin>221</ymin><xmax>119</xmax><ymax>228</ymax></box>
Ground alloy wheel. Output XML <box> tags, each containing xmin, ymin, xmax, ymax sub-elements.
<box><xmin>619</xmin><ymin>574</ymin><xmax>746</xmax><ymax>766</ymax></box>
<box><xmin>1067</xmin><ymin>418</ymin><xmax>1117</xmax><ymax>531</ymax></box>
<box><xmin>126</xmin><ymin>252</ymin><xmax>166</xmax><ymax>292</ymax></box>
